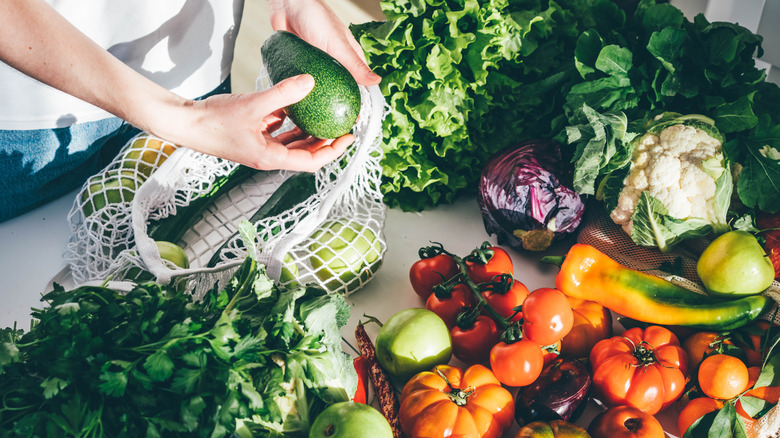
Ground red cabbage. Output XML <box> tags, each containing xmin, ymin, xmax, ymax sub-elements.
<box><xmin>477</xmin><ymin>139</ymin><xmax>585</xmax><ymax>252</ymax></box>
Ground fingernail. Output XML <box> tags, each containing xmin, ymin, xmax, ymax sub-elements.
<box><xmin>297</xmin><ymin>74</ymin><xmax>314</xmax><ymax>90</ymax></box>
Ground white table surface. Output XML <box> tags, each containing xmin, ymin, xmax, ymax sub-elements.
<box><xmin>0</xmin><ymin>189</ymin><xmax>681</xmax><ymax>436</ymax></box>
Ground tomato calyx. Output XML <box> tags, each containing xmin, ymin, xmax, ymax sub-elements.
<box><xmin>434</xmin><ymin>366</ymin><xmax>476</xmax><ymax>407</ymax></box>
<box><xmin>501</xmin><ymin>323</ymin><xmax>524</xmax><ymax>344</ymax></box>
<box><xmin>627</xmin><ymin>338</ymin><xmax>672</xmax><ymax>369</ymax></box>
<box><xmin>463</xmin><ymin>241</ymin><xmax>496</xmax><ymax>266</ymax></box>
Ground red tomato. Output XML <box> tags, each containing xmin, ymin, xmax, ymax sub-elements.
<box><xmin>466</xmin><ymin>246</ymin><xmax>513</xmax><ymax>284</ymax></box>
<box><xmin>560</xmin><ymin>297</ymin><xmax>612</xmax><ymax>358</ymax></box>
<box><xmin>589</xmin><ymin>326</ymin><xmax>689</xmax><ymax>415</ymax></box>
<box><xmin>451</xmin><ymin>315</ymin><xmax>501</xmax><ymax>365</ymax></box>
<box><xmin>409</xmin><ymin>253</ymin><xmax>460</xmax><ymax>299</ymax></box>
<box><xmin>542</xmin><ymin>340</ymin><xmax>562</xmax><ymax>366</ymax></box>
<box><xmin>426</xmin><ymin>283</ymin><xmax>476</xmax><ymax>329</ymax></box>
<box><xmin>481</xmin><ymin>279</ymin><xmax>528</xmax><ymax>323</ymax></box>
<box><xmin>521</xmin><ymin>288</ymin><xmax>574</xmax><ymax>346</ymax></box>
<box><xmin>489</xmin><ymin>339</ymin><xmax>544</xmax><ymax>387</ymax></box>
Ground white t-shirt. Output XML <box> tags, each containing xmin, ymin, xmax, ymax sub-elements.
<box><xmin>0</xmin><ymin>0</ymin><xmax>245</xmax><ymax>130</ymax></box>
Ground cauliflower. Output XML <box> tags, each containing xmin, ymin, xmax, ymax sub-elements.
<box><xmin>600</xmin><ymin>113</ymin><xmax>733</xmax><ymax>252</ymax></box>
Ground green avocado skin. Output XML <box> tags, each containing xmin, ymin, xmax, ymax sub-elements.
<box><xmin>261</xmin><ymin>31</ymin><xmax>361</xmax><ymax>139</ymax></box>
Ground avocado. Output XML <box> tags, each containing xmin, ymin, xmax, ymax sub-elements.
<box><xmin>261</xmin><ymin>31</ymin><xmax>361</xmax><ymax>139</ymax></box>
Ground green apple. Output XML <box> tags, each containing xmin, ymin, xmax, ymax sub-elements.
<box><xmin>697</xmin><ymin>230</ymin><xmax>775</xmax><ymax>296</ymax></box>
<box><xmin>375</xmin><ymin>308</ymin><xmax>452</xmax><ymax>380</ymax></box>
<box><xmin>308</xmin><ymin>220</ymin><xmax>382</xmax><ymax>293</ymax></box>
<box><xmin>309</xmin><ymin>402</ymin><xmax>393</xmax><ymax>438</ymax></box>
<box><xmin>80</xmin><ymin>169</ymin><xmax>145</xmax><ymax>218</ymax></box>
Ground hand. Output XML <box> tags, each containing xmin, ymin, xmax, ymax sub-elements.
<box><xmin>268</xmin><ymin>0</ymin><xmax>382</xmax><ymax>87</ymax></box>
<box><xmin>158</xmin><ymin>74</ymin><xmax>353</xmax><ymax>172</ymax></box>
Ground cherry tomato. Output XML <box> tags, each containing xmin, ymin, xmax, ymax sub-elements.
<box><xmin>409</xmin><ymin>253</ymin><xmax>460</xmax><ymax>299</ymax></box>
<box><xmin>466</xmin><ymin>246</ymin><xmax>513</xmax><ymax>285</ymax></box>
<box><xmin>426</xmin><ymin>283</ymin><xmax>476</xmax><ymax>329</ymax></box>
<box><xmin>481</xmin><ymin>279</ymin><xmax>528</xmax><ymax>323</ymax></box>
<box><xmin>521</xmin><ymin>288</ymin><xmax>574</xmax><ymax>346</ymax></box>
<box><xmin>490</xmin><ymin>339</ymin><xmax>544</xmax><ymax>387</ymax></box>
<box><xmin>541</xmin><ymin>340</ymin><xmax>562</xmax><ymax>366</ymax></box>
<box><xmin>451</xmin><ymin>315</ymin><xmax>501</xmax><ymax>365</ymax></box>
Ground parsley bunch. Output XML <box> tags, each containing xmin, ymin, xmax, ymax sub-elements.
<box><xmin>0</xmin><ymin>257</ymin><xmax>355</xmax><ymax>437</ymax></box>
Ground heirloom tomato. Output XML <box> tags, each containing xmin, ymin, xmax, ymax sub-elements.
<box><xmin>399</xmin><ymin>364</ymin><xmax>515</xmax><ymax>438</ymax></box>
<box><xmin>589</xmin><ymin>325</ymin><xmax>688</xmax><ymax>415</ymax></box>
<box><xmin>559</xmin><ymin>297</ymin><xmax>612</xmax><ymax>358</ymax></box>
<box><xmin>490</xmin><ymin>339</ymin><xmax>544</xmax><ymax>387</ymax></box>
<box><xmin>410</xmin><ymin>253</ymin><xmax>460</xmax><ymax>299</ymax></box>
<box><xmin>466</xmin><ymin>245</ymin><xmax>513</xmax><ymax>284</ymax></box>
<box><xmin>521</xmin><ymin>288</ymin><xmax>574</xmax><ymax>346</ymax></box>
<box><xmin>451</xmin><ymin>315</ymin><xmax>501</xmax><ymax>365</ymax></box>
<box><xmin>587</xmin><ymin>406</ymin><xmax>664</xmax><ymax>438</ymax></box>
<box><xmin>481</xmin><ymin>278</ymin><xmax>528</xmax><ymax>323</ymax></box>
<box><xmin>426</xmin><ymin>283</ymin><xmax>476</xmax><ymax>329</ymax></box>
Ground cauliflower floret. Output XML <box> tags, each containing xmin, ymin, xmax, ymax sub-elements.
<box><xmin>611</xmin><ymin>123</ymin><xmax>726</xmax><ymax>236</ymax></box>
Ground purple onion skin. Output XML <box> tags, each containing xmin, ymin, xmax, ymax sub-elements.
<box><xmin>514</xmin><ymin>358</ymin><xmax>592</xmax><ymax>427</ymax></box>
<box><xmin>477</xmin><ymin>139</ymin><xmax>585</xmax><ymax>252</ymax></box>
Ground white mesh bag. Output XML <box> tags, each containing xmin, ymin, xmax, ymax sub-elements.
<box><xmin>65</xmin><ymin>77</ymin><xmax>388</xmax><ymax>300</ymax></box>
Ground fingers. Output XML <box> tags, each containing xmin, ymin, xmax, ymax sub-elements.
<box><xmin>342</xmin><ymin>36</ymin><xmax>382</xmax><ymax>87</ymax></box>
<box><xmin>262</xmin><ymin>74</ymin><xmax>315</xmax><ymax>112</ymax></box>
<box><xmin>342</xmin><ymin>51</ymin><xmax>381</xmax><ymax>87</ymax></box>
<box><xmin>257</xmin><ymin>135</ymin><xmax>351</xmax><ymax>172</ymax></box>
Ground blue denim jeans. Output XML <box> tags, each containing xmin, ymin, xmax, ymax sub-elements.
<box><xmin>0</xmin><ymin>77</ymin><xmax>231</xmax><ymax>222</ymax></box>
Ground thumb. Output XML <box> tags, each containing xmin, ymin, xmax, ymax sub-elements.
<box><xmin>263</xmin><ymin>74</ymin><xmax>315</xmax><ymax>111</ymax></box>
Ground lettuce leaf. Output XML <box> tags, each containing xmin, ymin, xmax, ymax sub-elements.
<box><xmin>351</xmin><ymin>0</ymin><xmax>624</xmax><ymax>211</ymax></box>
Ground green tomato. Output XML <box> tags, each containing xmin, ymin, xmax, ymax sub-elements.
<box><xmin>697</xmin><ymin>230</ymin><xmax>775</xmax><ymax>296</ymax></box>
<box><xmin>308</xmin><ymin>220</ymin><xmax>381</xmax><ymax>292</ymax></box>
<box><xmin>80</xmin><ymin>169</ymin><xmax>145</xmax><ymax>218</ymax></box>
<box><xmin>375</xmin><ymin>308</ymin><xmax>452</xmax><ymax>380</ymax></box>
<box><xmin>308</xmin><ymin>402</ymin><xmax>393</xmax><ymax>438</ymax></box>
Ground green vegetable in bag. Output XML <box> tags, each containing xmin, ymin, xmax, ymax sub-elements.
<box><xmin>308</xmin><ymin>219</ymin><xmax>382</xmax><ymax>292</ymax></box>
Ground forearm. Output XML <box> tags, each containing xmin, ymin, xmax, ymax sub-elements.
<box><xmin>0</xmin><ymin>0</ymin><xmax>189</xmax><ymax>136</ymax></box>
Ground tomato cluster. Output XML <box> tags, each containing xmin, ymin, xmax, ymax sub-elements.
<box><xmin>410</xmin><ymin>242</ymin><xmax>575</xmax><ymax>387</ymax></box>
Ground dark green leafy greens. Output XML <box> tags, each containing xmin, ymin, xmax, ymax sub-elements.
<box><xmin>561</xmin><ymin>0</ymin><xmax>780</xmax><ymax>213</ymax></box>
<box><xmin>0</xmin><ymin>255</ymin><xmax>355</xmax><ymax>437</ymax></box>
<box><xmin>351</xmin><ymin>0</ymin><xmax>624</xmax><ymax>211</ymax></box>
